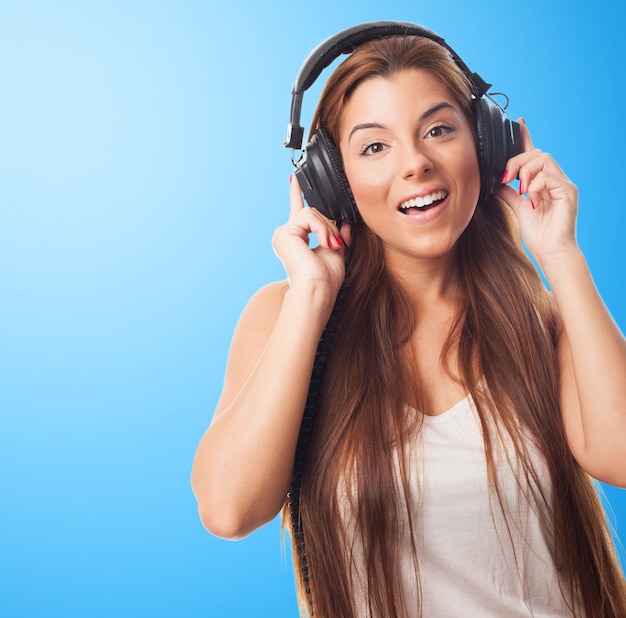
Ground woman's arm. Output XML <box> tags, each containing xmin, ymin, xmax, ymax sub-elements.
<box><xmin>545</xmin><ymin>250</ymin><xmax>626</xmax><ymax>487</ymax></box>
<box><xmin>191</xmin><ymin>177</ymin><xmax>349</xmax><ymax>539</ymax></box>
<box><xmin>496</xmin><ymin>121</ymin><xmax>626</xmax><ymax>487</ymax></box>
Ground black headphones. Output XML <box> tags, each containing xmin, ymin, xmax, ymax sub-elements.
<box><xmin>284</xmin><ymin>21</ymin><xmax>522</xmax><ymax>222</ymax></box>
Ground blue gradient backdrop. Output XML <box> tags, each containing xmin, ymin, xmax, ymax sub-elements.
<box><xmin>0</xmin><ymin>1</ymin><xmax>624</xmax><ymax>616</ymax></box>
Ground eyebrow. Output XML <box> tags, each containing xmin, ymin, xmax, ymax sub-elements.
<box><xmin>347</xmin><ymin>101</ymin><xmax>457</xmax><ymax>142</ymax></box>
<box><xmin>420</xmin><ymin>101</ymin><xmax>456</xmax><ymax>120</ymax></box>
<box><xmin>347</xmin><ymin>122</ymin><xmax>386</xmax><ymax>142</ymax></box>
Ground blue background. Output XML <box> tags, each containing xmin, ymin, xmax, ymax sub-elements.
<box><xmin>0</xmin><ymin>1</ymin><xmax>624</xmax><ymax>616</ymax></box>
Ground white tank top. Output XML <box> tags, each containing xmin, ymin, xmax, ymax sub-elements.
<box><xmin>343</xmin><ymin>395</ymin><xmax>576</xmax><ymax>617</ymax></box>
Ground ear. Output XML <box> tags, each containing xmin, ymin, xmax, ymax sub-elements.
<box><xmin>473</xmin><ymin>98</ymin><xmax>522</xmax><ymax>203</ymax></box>
<box><xmin>294</xmin><ymin>129</ymin><xmax>361</xmax><ymax>223</ymax></box>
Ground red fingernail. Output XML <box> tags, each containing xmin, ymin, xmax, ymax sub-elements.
<box><xmin>519</xmin><ymin>180</ymin><xmax>525</xmax><ymax>195</ymax></box>
<box><xmin>520</xmin><ymin>117</ymin><xmax>527</xmax><ymax>126</ymax></box>
<box><xmin>501</xmin><ymin>170</ymin><xmax>509</xmax><ymax>184</ymax></box>
<box><xmin>289</xmin><ymin>174</ymin><xmax>293</xmax><ymax>184</ymax></box>
<box><xmin>531</xmin><ymin>200</ymin><xmax>536</xmax><ymax>210</ymax></box>
<box><xmin>335</xmin><ymin>235</ymin><xmax>345</xmax><ymax>248</ymax></box>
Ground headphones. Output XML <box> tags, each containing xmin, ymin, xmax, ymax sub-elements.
<box><xmin>284</xmin><ymin>21</ymin><xmax>522</xmax><ymax>222</ymax></box>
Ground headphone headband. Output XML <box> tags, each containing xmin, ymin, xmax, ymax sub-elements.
<box><xmin>284</xmin><ymin>21</ymin><xmax>492</xmax><ymax>150</ymax></box>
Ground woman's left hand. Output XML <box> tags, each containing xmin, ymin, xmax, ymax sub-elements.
<box><xmin>494</xmin><ymin>119</ymin><xmax>579</xmax><ymax>269</ymax></box>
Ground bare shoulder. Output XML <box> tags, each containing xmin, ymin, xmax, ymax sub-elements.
<box><xmin>213</xmin><ymin>280</ymin><xmax>288</xmax><ymax>418</ymax></box>
<box><xmin>237</xmin><ymin>280</ymin><xmax>289</xmax><ymax>334</ymax></box>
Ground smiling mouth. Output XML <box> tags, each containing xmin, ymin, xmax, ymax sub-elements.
<box><xmin>399</xmin><ymin>190</ymin><xmax>448</xmax><ymax>213</ymax></box>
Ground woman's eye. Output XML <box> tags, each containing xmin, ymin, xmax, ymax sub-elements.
<box><xmin>360</xmin><ymin>142</ymin><xmax>386</xmax><ymax>156</ymax></box>
<box><xmin>427</xmin><ymin>124</ymin><xmax>455</xmax><ymax>139</ymax></box>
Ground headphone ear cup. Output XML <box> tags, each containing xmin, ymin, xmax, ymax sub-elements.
<box><xmin>293</xmin><ymin>128</ymin><xmax>360</xmax><ymax>222</ymax></box>
<box><xmin>473</xmin><ymin>98</ymin><xmax>518</xmax><ymax>204</ymax></box>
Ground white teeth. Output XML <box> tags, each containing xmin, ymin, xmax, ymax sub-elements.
<box><xmin>400</xmin><ymin>190</ymin><xmax>448</xmax><ymax>210</ymax></box>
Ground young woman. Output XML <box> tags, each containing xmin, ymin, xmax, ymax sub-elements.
<box><xmin>191</xmin><ymin>25</ymin><xmax>626</xmax><ymax>617</ymax></box>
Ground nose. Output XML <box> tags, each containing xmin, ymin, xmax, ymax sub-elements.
<box><xmin>399</xmin><ymin>142</ymin><xmax>433</xmax><ymax>180</ymax></box>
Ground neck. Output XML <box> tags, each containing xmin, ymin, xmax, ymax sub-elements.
<box><xmin>383</xmin><ymin>246</ymin><xmax>461</xmax><ymax>311</ymax></box>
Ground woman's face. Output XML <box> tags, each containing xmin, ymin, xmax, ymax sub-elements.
<box><xmin>339</xmin><ymin>69</ymin><xmax>480</xmax><ymax>269</ymax></box>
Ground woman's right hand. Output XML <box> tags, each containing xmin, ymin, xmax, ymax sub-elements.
<box><xmin>272</xmin><ymin>175</ymin><xmax>351</xmax><ymax>303</ymax></box>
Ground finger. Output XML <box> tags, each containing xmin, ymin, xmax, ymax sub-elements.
<box><xmin>325</xmin><ymin>219</ymin><xmax>353</xmax><ymax>251</ymax></box>
<box><xmin>278</xmin><ymin>204</ymin><xmax>340</xmax><ymax>252</ymax></box>
<box><xmin>501</xmin><ymin>148</ymin><xmax>541</xmax><ymax>188</ymax></box>
<box><xmin>289</xmin><ymin>174</ymin><xmax>305</xmax><ymax>218</ymax></box>
<box><xmin>525</xmin><ymin>173</ymin><xmax>549</xmax><ymax>211</ymax></box>
<box><xmin>519</xmin><ymin>152</ymin><xmax>568</xmax><ymax>198</ymax></box>
<box><xmin>339</xmin><ymin>221</ymin><xmax>352</xmax><ymax>247</ymax></box>
<box><xmin>306</xmin><ymin>207</ymin><xmax>341</xmax><ymax>248</ymax></box>
<box><xmin>500</xmin><ymin>118</ymin><xmax>535</xmax><ymax>185</ymax></box>
<box><xmin>519</xmin><ymin>117</ymin><xmax>534</xmax><ymax>152</ymax></box>
<box><xmin>503</xmin><ymin>148</ymin><xmax>563</xmax><ymax>196</ymax></box>
<box><xmin>493</xmin><ymin>183</ymin><xmax>527</xmax><ymax>218</ymax></box>
<box><xmin>526</xmin><ymin>169</ymin><xmax>577</xmax><ymax>210</ymax></box>
<box><xmin>336</xmin><ymin>221</ymin><xmax>352</xmax><ymax>262</ymax></box>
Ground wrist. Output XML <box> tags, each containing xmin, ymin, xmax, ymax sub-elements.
<box><xmin>536</xmin><ymin>244</ymin><xmax>584</xmax><ymax>280</ymax></box>
<box><xmin>537</xmin><ymin>246</ymin><xmax>588</xmax><ymax>294</ymax></box>
<box><xmin>282</xmin><ymin>281</ymin><xmax>340</xmax><ymax>326</ymax></box>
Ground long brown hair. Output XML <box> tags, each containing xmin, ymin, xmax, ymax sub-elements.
<box><xmin>283</xmin><ymin>35</ymin><xmax>626</xmax><ymax>617</ymax></box>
